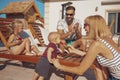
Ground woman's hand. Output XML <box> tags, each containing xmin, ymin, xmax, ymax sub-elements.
<box><xmin>53</xmin><ymin>59</ymin><xmax>61</xmax><ymax>69</ymax></box>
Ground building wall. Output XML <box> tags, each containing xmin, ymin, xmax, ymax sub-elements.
<box><xmin>45</xmin><ymin>0</ymin><xmax>120</xmax><ymax>35</ymax></box>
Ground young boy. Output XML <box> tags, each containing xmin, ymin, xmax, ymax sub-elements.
<box><xmin>32</xmin><ymin>32</ymin><xmax>61</xmax><ymax>80</ymax></box>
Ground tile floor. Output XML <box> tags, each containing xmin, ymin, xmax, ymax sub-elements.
<box><xmin>0</xmin><ymin>58</ymin><xmax>96</xmax><ymax>80</ymax></box>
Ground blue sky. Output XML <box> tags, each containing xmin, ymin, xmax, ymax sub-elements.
<box><xmin>0</xmin><ymin>0</ymin><xmax>44</xmax><ymax>18</ymax></box>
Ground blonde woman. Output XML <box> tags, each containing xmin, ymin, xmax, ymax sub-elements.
<box><xmin>53</xmin><ymin>15</ymin><xmax>120</xmax><ymax>80</ymax></box>
<box><xmin>7</xmin><ymin>19</ymin><xmax>42</xmax><ymax>56</ymax></box>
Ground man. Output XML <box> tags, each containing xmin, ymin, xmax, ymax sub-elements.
<box><xmin>57</xmin><ymin>6</ymin><xmax>82</xmax><ymax>52</ymax></box>
<box><xmin>57</xmin><ymin>6</ymin><xmax>82</xmax><ymax>45</ymax></box>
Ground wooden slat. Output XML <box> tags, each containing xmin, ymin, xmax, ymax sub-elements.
<box><xmin>0</xmin><ymin>22</ymin><xmax>12</xmax><ymax>25</ymax></box>
<box><xmin>0</xmin><ymin>18</ymin><xmax>13</xmax><ymax>39</ymax></box>
<box><xmin>0</xmin><ymin>18</ymin><xmax>13</xmax><ymax>22</ymax></box>
<box><xmin>29</xmin><ymin>24</ymin><xmax>45</xmax><ymax>46</ymax></box>
<box><xmin>0</xmin><ymin>31</ymin><xmax>11</xmax><ymax>52</ymax></box>
<box><xmin>58</xmin><ymin>53</ymin><xmax>82</xmax><ymax>67</ymax></box>
<box><xmin>0</xmin><ymin>53</ymin><xmax>40</xmax><ymax>63</ymax></box>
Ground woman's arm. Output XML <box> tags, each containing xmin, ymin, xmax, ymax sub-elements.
<box><xmin>53</xmin><ymin>41</ymin><xmax>101</xmax><ymax>75</ymax></box>
<box><xmin>73</xmin><ymin>38</ymin><xmax>87</xmax><ymax>51</ymax></box>
<box><xmin>68</xmin><ymin>45</ymin><xmax>86</xmax><ymax>56</ymax></box>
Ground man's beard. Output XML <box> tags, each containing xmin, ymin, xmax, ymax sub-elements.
<box><xmin>66</xmin><ymin>18</ymin><xmax>74</xmax><ymax>25</ymax></box>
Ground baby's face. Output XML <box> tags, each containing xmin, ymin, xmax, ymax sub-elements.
<box><xmin>56</xmin><ymin>36</ymin><xmax>61</xmax><ymax>44</ymax></box>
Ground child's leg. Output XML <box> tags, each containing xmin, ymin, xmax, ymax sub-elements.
<box><xmin>24</xmin><ymin>38</ymin><xmax>31</xmax><ymax>55</ymax></box>
<box><xmin>31</xmin><ymin>45</ymin><xmax>43</xmax><ymax>56</ymax></box>
<box><xmin>11</xmin><ymin>38</ymin><xmax>30</xmax><ymax>55</ymax></box>
<box><xmin>22</xmin><ymin>38</ymin><xmax>36</xmax><ymax>56</ymax></box>
<box><xmin>38</xmin><ymin>76</ymin><xmax>44</xmax><ymax>80</ymax></box>
<box><xmin>32</xmin><ymin>72</ymin><xmax>39</xmax><ymax>80</ymax></box>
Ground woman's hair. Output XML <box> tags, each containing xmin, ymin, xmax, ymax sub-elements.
<box><xmin>85</xmin><ymin>15</ymin><xmax>112</xmax><ymax>40</ymax></box>
<box><xmin>48</xmin><ymin>32</ymin><xmax>60</xmax><ymax>42</ymax></box>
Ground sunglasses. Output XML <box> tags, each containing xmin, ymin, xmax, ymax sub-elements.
<box><xmin>66</xmin><ymin>13</ymin><xmax>74</xmax><ymax>16</ymax></box>
<box><xmin>84</xmin><ymin>23</ymin><xmax>89</xmax><ymax>26</ymax></box>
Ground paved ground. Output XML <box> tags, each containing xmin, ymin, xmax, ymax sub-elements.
<box><xmin>0</xmin><ymin>58</ymin><xmax>96</xmax><ymax>80</ymax></box>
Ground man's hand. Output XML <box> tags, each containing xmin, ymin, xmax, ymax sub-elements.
<box><xmin>74</xmin><ymin>22</ymin><xmax>82</xmax><ymax>39</ymax></box>
<box><xmin>74</xmin><ymin>22</ymin><xmax>79</xmax><ymax>31</ymax></box>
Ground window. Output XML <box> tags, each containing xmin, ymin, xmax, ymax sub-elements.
<box><xmin>108</xmin><ymin>12</ymin><xmax>120</xmax><ymax>35</ymax></box>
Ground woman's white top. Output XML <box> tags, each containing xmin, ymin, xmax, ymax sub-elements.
<box><xmin>97</xmin><ymin>38</ymin><xmax>120</xmax><ymax>79</ymax></box>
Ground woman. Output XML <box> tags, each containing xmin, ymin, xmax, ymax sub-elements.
<box><xmin>53</xmin><ymin>15</ymin><xmax>120</xmax><ymax>80</ymax></box>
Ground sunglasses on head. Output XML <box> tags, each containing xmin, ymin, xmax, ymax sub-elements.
<box><xmin>66</xmin><ymin>13</ymin><xmax>74</xmax><ymax>16</ymax></box>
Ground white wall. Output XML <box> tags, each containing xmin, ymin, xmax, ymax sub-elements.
<box><xmin>46</xmin><ymin>0</ymin><xmax>120</xmax><ymax>35</ymax></box>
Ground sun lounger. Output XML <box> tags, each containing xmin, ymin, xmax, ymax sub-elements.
<box><xmin>0</xmin><ymin>18</ymin><xmax>48</xmax><ymax>64</ymax></box>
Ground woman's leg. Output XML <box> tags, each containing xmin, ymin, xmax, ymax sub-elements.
<box><xmin>93</xmin><ymin>66</ymin><xmax>105</xmax><ymax>80</ymax></box>
<box><xmin>93</xmin><ymin>60</ymin><xmax>107</xmax><ymax>80</ymax></box>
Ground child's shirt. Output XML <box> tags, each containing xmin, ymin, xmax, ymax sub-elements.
<box><xmin>42</xmin><ymin>42</ymin><xmax>60</xmax><ymax>59</ymax></box>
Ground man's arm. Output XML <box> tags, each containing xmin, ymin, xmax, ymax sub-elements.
<box><xmin>57</xmin><ymin>29</ymin><xmax>72</xmax><ymax>40</ymax></box>
<box><xmin>57</xmin><ymin>20</ymin><xmax>74</xmax><ymax>40</ymax></box>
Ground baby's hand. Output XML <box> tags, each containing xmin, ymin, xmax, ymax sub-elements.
<box><xmin>67</xmin><ymin>45</ymin><xmax>74</xmax><ymax>50</ymax></box>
